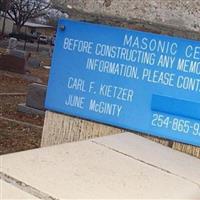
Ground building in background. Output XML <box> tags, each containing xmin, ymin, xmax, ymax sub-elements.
<box><xmin>0</xmin><ymin>16</ymin><xmax>14</xmax><ymax>35</ymax></box>
<box><xmin>0</xmin><ymin>11</ymin><xmax>55</xmax><ymax>37</ymax></box>
<box><xmin>13</xmin><ymin>22</ymin><xmax>55</xmax><ymax>37</ymax></box>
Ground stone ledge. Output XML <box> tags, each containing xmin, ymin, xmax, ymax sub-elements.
<box><xmin>1</xmin><ymin>133</ymin><xmax>200</xmax><ymax>199</ymax></box>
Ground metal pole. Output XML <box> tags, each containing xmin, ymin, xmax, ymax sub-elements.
<box><xmin>37</xmin><ymin>38</ymin><xmax>40</xmax><ymax>52</ymax></box>
<box><xmin>23</xmin><ymin>26</ymin><xmax>27</xmax><ymax>50</ymax></box>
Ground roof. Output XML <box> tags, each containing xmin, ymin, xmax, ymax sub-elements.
<box><xmin>24</xmin><ymin>22</ymin><xmax>53</xmax><ymax>28</ymax></box>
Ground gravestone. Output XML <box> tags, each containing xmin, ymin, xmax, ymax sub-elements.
<box><xmin>42</xmin><ymin>0</ymin><xmax>200</xmax><ymax>159</ymax></box>
<box><xmin>7</xmin><ymin>37</ymin><xmax>17</xmax><ymax>53</ymax></box>
<box><xmin>26</xmin><ymin>83</ymin><xmax>47</xmax><ymax>110</ymax></box>
<box><xmin>27</xmin><ymin>58</ymin><xmax>41</xmax><ymax>68</ymax></box>
<box><xmin>0</xmin><ymin>54</ymin><xmax>26</xmax><ymax>74</ymax></box>
<box><xmin>0</xmin><ymin>38</ymin><xmax>31</xmax><ymax>74</ymax></box>
<box><xmin>17</xmin><ymin>83</ymin><xmax>47</xmax><ymax>116</ymax></box>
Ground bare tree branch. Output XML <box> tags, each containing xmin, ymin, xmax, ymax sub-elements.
<box><xmin>7</xmin><ymin>0</ymin><xmax>51</xmax><ymax>32</ymax></box>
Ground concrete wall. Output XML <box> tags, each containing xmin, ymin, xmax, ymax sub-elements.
<box><xmin>0</xmin><ymin>17</ymin><xmax>13</xmax><ymax>34</ymax></box>
<box><xmin>54</xmin><ymin>0</ymin><xmax>200</xmax><ymax>33</ymax></box>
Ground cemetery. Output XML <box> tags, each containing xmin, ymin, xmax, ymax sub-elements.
<box><xmin>0</xmin><ymin>38</ymin><xmax>49</xmax><ymax>154</ymax></box>
<box><xmin>1</xmin><ymin>0</ymin><xmax>200</xmax><ymax>199</ymax></box>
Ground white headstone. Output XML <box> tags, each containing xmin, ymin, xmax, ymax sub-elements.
<box><xmin>7</xmin><ymin>37</ymin><xmax>18</xmax><ymax>53</ymax></box>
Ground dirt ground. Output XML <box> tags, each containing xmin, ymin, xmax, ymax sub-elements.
<box><xmin>0</xmin><ymin>49</ymin><xmax>50</xmax><ymax>155</ymax></box>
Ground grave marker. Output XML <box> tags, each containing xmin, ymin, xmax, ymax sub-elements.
<box><xmin>26</xmin><ymin>83</ymin><xmax>47</xmax><ymax>111</ymax></box>
<box><xmin>18</xmin><ymin>83</ymin><xmax>47</xmax><ymax>116</ymax></box>
<box><xmin>0</xmin><ymin>54</ymin><xmax>26</xmax><ymax>74</ymax></box>
<box><xmin>7</xmin><ymin>37</ymin><xmax>17</xmax><ymax>53</ymax></box>
<box><xmin>0</xmin><ymin>38</ymin><xmax>31</xmax><ymax>74</ymax></box>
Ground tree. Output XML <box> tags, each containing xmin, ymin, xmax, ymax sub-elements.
<box><xmin>44</xmin><ymin>9</ymin><xmax>68</xmax><ymax>28</ymax></box>
<box><xmin>7</xmin><ymin>0</ymin><xmax>50</xmax><ymax>33</ymax></box>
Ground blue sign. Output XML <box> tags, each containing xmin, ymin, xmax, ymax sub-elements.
<box><xmin>46</xmin><ymin>19</ymin><xmax>200</xmax><ymax>147</ymax></box>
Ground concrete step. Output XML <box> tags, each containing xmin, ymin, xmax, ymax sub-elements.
<box><xmin>1</xmin><ymin>132</ymin><xmax>200</xmax><ymax>199</ymax></box>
